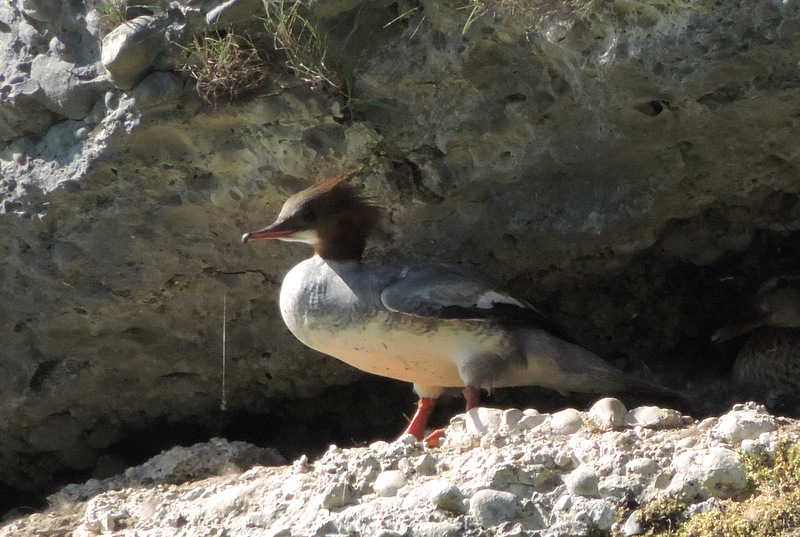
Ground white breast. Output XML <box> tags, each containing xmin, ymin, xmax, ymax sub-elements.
<box><xmin>278</xmin><ymin>258</ymin><xmax>493</xmax><ymax>389</ymax></box>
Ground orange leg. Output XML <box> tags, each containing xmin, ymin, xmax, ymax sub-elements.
<box><xmin>403</xmin><ymin>397</ymin><xmax>437</xmax><ymax>441</ymax></box>
<box><xmin>403</xmin><ymin>386</ymin><xmax>482</xmax><ymax>447</ymax></box>
<box><xmin>464</xmin><ymin>384</ymin><xmax>481</xmax><ymax>410</ymax></box>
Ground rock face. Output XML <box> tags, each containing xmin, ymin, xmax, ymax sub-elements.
<box><xmin>1</xmin><ymin>0</ymin><xmax>800</xmax><ymax>515</ymax></box>
<box><xmin>1</xmin><ymin>402</ymin><xmax>792</xmax><ymax>537</ymax></box>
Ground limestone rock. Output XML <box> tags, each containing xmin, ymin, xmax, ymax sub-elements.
<box><xmin>624</xmin><ymin>406</ymin><xmax>684</xmax><ymax>430</ymax></box>
<box><xmin>373</xmin><ymin>470</ymin><xmax>406</xmax><ymax>497</ymax></box>
<box><xmin>18</xmin><ymin>0</ymin><xmax>59</xmax><ymax>22</ymax></box>
<box><xmin>428</xmin><ymin>481</ymin><xmax>466</xmax><ymax>514</ymax></box>
<box><xmin>564</xmin><ymin>465</ymin><xmax>600</xmax><ymax>497</ymax></box>
<box><xmin>712</xmin><ymin>404</ymin><xmax>780</xmax><ymax>444</ymax></box>
<box><xmin>321</xmin><ymin>481</ymin><xmax>353</xmax><ymax>509</ymax></box>
<box><xmin>668</xmin><ymin>447</ymin><xmax>748</xmax><ymax>501</ymax></box>
<box><xmin>101</xmin><ymin>16</ymin><xmax>165</xmax><ymax>90</ymax></box>
<box><xmin>465</xmin><ymin>407</ymin><xmax>505</xmax><ymax>435</ymax></box>
<box><xmin>469</xmin><ymin>488</ymin><xmax>521</xmax><ymax>528</ymax></box>
<box><xmin>588</xmin><ymin>397</ymin><xmax>628</xmax><ymax>430</ymax></box>
<box><xmin>518</xmin><ymin>410</ymin><xmax>549</xmax><ymax>430</ymax></box>
<box><xmin>549</xmin><ymin>408</ymin><xmax>585</xmax><ymax>435</ymax></box>
<box><xmin>206</xmin><ymin>0</ymin><xmax>264</xmax><ymax>28</ymax></box>
<box><xmin>2</xmin><ymin>403</ymin><xmax>799</xmax><ymax>536</ymax></box>
<box><xmin>30</xmin><ymin>56</ymin><xmax>109</xmax><ymax>119</ymax></box>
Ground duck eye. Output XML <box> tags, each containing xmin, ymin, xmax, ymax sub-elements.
<box><xmin>302</xmin><ymin>210</ymin><xmax>316</xmax><ymax>224</ymax></box>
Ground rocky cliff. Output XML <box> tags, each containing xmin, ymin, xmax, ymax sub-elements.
<box><xmin>2</xmin><ymin>0</ymin><xmax>800</xmax><ymax>521</ymax></box>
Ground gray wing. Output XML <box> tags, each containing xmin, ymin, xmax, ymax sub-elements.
<box><xmin>379</xmin><ymin>259</ymin><xmax>572</xmax><ymax>340</ymax></box>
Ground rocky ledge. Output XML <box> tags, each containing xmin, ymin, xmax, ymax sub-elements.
<box><xmin>2</xmin><ymin>401</ymin><xmax>795</xmax><ymax>537</ymax></box>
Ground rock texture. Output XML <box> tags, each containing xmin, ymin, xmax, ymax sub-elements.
<box><xmin>2</xmin><ymin>0</ymin><xmax>800</xmax><ymax>517</ymax></box>
<box><xmin>1</xmin><ymin>402</ymin><xmax>794</xmax><ymax>536</ymax></box>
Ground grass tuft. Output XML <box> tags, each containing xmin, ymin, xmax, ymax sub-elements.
<box><xmin>262</xmin><ymin>1</ymin><xmax>337</xmax><ymax>90</ymax></box>
<box><xmin>183</xmin><ymin>31</ymin><xmax>269</xmax><ymax>107</ymax></box>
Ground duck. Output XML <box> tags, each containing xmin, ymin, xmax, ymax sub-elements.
<box><xmin>243</xmin><ymin>177</ymin><xmax>681</xmax><ymax>441</ymax></box>
<box><xmin>713</xmin><ymin>275</ymin><xmax>800</xmax><ymax>413</ymax></box>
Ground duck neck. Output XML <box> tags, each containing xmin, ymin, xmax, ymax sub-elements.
<box><xmin>314</xmin><ymin>234</ymin><xmax>367</xmax><ymax>262</ymax></box>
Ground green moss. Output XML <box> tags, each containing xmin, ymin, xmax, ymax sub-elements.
<box><xmin>637</xmin><ymin>495</ymin><xmax>692</xmax><ymax>535</ymax></box>
<box><xmin>621</xmin><ymin>440</ymin><xmax>800</xmax><ymax>537</ymax></box>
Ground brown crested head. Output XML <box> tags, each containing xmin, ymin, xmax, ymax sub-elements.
<box><xmin>242</xmin><ymin>177</ymin><xmax>381</xmax><ymax>261</ymax></box>
<box><xmin>756</xmin><ymin>275</ymin><xmax>800</xmax><ymax>327</ymax></box>
<box><xmin>712</xmin><ymin>274</ymin><xmax>800</xmax><ymax>342</ymax></box>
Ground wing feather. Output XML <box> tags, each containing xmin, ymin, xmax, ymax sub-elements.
<box><xmin>379</xmin><ymin>259</ymin><xmax>573</xmax><ymax>341</ymax></box>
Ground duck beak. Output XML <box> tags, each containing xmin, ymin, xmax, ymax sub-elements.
<box><xmin>241</xmin><ymin>221</ymin><xmax>294</xmax><ymax>243</ymax></box>
<box><xmin>711</xmin><ymin>314</ymin><xmax>772</xmax><ymax>342</ymax></box>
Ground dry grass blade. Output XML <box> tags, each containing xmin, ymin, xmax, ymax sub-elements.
<box><xmin>185</xmin><ymin>32</ymin><xmax>269</xmax><ymax>107</ymax></box>
<box><xmin>263</xmin><ymin>1</ymin><xmax>337</xmax><ymax>90</ymax></box>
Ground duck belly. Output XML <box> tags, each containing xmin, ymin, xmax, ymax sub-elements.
<box><xmin>299</xmin><ymin>314</ymin><xmax>476</xmax><ymax>388</ymax></box>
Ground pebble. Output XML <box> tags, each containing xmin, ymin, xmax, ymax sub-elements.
<box><xmin>518</xmin><ymin>411</ymin><xmax>549</xmax><ymax>430</ymax></box>
<box><xmin>321</xmin><ymin>482</ymin><xmax>352</xmax><ymax>509</ymax></box>
<box><xmin>412</xmin><ymin>521</ymin><xmax>462</xmax><ymax>537</ymax></box>
<box><xmin>428</xmin><ymin>481</ymin><xmax>466</xmax><ymax>513</ymax></box>
<box><xmin>501</xmin><ymin>408</ymin><xmax>524</xmax><ymax>430</ymax></box>
<box><xmin>624</xmin><ymin>406</ymin><xmax>684</xmax><ymax>429</ymax></box>
<box><xmin>469</xmin><ymin>489</ymin><xmax>521</xmax><ymax>528</ymax></box>
<box><xmin>101</xmin><ymin>16</ymin><xmax>163</xmax><ymax>90</ymax></box>
<box><xmin>373</xmin><ymin>470</ymin><xmax>406</xmax><ymax>497</ymax></box>
<box><xmin>668</xmin><ymin>447</ymin><xmax>747</xmax><ymax>501</ymax></box>
<box><xmin>466</xmin><ymin>407</ymin><xmax>505</xmax><ymax>435</ymax></box>
<box><xmin>549</xmin><ymin>408</ymin><xmax>585</xmax><ymax>434</ymax></box>
<box><xmin>620</xmin><ymin>511</ymin><xmax>643</xmax><ymax>536</ymax></box>
<box><xmin>564</xmin><ymin>466</ymin><xmax>599</xmax><ymax>497</ymax></box>
<box><xmin>588</xmin><ymin>397</ymin><xmax>627</xmax><ymax>430</ymax></box>
<box><xmin>399</xmin><ymin>453</ymin><xmax>438</xmax><ymax>476</ymax></box>
<box><xmin>712</xmin><ymin>406</ymin><xmax>778</xmax><ymax>443</ymax></box>
<box><xmin>583</xmin><ymin>499</ymin><xmax>617</xmax><ymax>530</ymax></box>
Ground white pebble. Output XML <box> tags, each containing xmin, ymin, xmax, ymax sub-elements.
<box><xmin>712</xmin><ymin>407</ymin><xmax>778</xmax><ymax>443</ymax></box>
<box><xmin>469</xmin><ymin>489</ymin><xmax>521</xmax><ymax>528</ymax></box>
<box><xmin>624</xmin><ymin>406</ymin><xmax>683</xmax><ymax>429</ymax></box>
<box><xmin>564</xmin><ymin>466</ymin><xmax>599</xmax><ymax>497</ymax></box>
<box><xmin>549</xmin><ymin>408</ymin><xmax>585</xmax><ymax>434</ymax></box>
<box><xmin>588</xmin><ymin>397</ymin><xmax>627</xmax><ymax>430</ymax></box>
<box><xmin>466</xmin><ymin>407</ymin><xmax>505</xmax><ymax>435</ymax></box>
<box><xmin>374</xmin><ymin>470</ymin><xmax>406</xmax><ymax>497</ymax></box>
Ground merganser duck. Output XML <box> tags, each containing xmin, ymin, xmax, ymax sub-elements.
<box><xmin>713</xmin><ymin>275</ymin><xmax>800</xmax><ymax>411</ymax></box>
<box><xmin>243</xmin><ymin>178</ymin><xmax>680</xmax><ymax>441</ymax></box>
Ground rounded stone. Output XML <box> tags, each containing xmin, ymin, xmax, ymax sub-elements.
<box><xmin>469</xmin><ymin>488</ymin><xmax>521</xmax><ymax>528</ymax></box>
<box><xmin>712</xmin><ymin>407</ymin><xmax>778</xmax><ymax>443</ymax></box>
<box><xmin>466</xmin><ymin>407</ymin><xmax>505</xmax><ymax>435</ymax></box>
<box><xmin>624</xmin><ymin>406</ymin><xmax>683</xmax><ymax>429</ymax></box>
<box><xmin>374</xmin><ymin>470</ymin><xmax>406</xmax><ymax>497</ymax></box>
<box><xmin>428</xmin><ymin>481</ymin><xmax>466</xmax><ymax>514</ymax></box>
<box><xmin>564</xmin><ymin>466</ymin><xmax>600</xmax><ymax>497</ymax></box>
<box><xmin>588</xmin><ymin>397</ymin><xmax>627</xmax><ymax>430</ymax></box>
<box><xmin>549</xmin><ymin>408</ymin><xmax>585</xmax><ymax>435</ymax></box>
<box><xmin>101</xmin><ymin>16</ymin><xmax>163</xmax><ymax>90</ymax></box>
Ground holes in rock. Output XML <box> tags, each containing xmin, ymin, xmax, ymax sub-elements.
<box><xmin>697</xmin><ymin>87</ymin><xmax>744</xmax><ymax>108</ymax></box>
<box><xmin>635</xmin><ymin>100</ymin><xmax>668</xmax><ymax>116</ymax></box>
<box><xmin>29</xmin><ymin>361</ymin><xmax>60</xmax><ymax>392</ymax></box>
